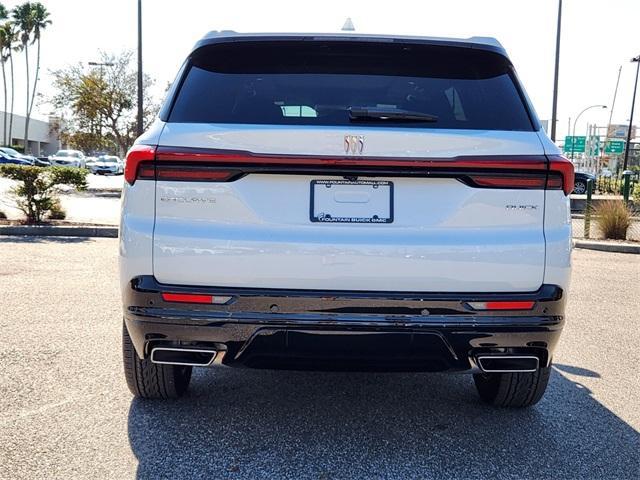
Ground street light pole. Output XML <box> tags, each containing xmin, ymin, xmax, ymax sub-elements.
<box><xmin>600</xmin><ymin>66</ymin><xmax>622</xmax><ymax>171</ymax></box>
<box><xmin>571</xmin><ymin>104</ymin><xmax>607</xmax><ymax>160</ymax></box>
<box><xmin>550</xmin><ymin>0</ymin><xmax>562</xmax><ymax>142</ymax></box>
<box><xmin>136</xmin><ymin>0</ymin><xmax>143</xmax><ymax>138</ymax></box>
<box><xmin>622</xmin><ymin>55</ymin><xmax>640</xmax><ymax>171</ymax></box>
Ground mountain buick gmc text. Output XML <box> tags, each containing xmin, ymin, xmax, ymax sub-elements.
<box><xmin>120</xmin><ymin>32</ymin><xmax>572</xmax><ymax>407</ymax></box>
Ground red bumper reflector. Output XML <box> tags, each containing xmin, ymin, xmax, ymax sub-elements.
<box><xmin>467</xmin><ymin>301</ymin><xmax>535</xmax><ymax>311</ymax></box>
<box><xmin>161</xmin><ymin>293</ymin><xmax>232</xmax><ymax>305</ymax></box>
<box><xmin>162</xmin><ymin>293</ymin><xmax>213</xmax><ymax>304</ymax></box>
<box><xmin>485</xmin><ymin>301</ymin><xmax>535</xmax><ymax>310</ymax></box>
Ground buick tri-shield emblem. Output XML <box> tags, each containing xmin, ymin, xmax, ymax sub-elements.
<box><xmin>344</xmin><ymin>135</ymin><xmax>364</xmax><ymax>154</ymax></box>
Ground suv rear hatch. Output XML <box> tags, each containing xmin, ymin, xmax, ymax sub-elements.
<box><xmin>147</xmin><ymin>38</ymin><xmax>559</xmax><ymax>292</ymax></box>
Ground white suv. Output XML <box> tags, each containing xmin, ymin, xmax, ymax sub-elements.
<box><xmin>49</xmin><ymin>149</ymin><xmax>86</xmax><ymax>168</ymax></box>
<box><xmin>120</xmin><ymin>32</ymin><xmax>573</xmax><ymax>407</ymax></box>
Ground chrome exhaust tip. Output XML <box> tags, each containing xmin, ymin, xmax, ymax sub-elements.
<box><xmin>477</xmin><ymin>355</ymin><xmax>539</xmax><ymax>373</ymax></box>
<box><xmin>150</xmin><ymin>347</ymin><xmax>217</xmax><ymax>367</ymax></box>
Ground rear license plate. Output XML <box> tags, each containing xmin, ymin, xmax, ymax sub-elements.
<box><xmin>310</xmin><ymin>180</ymin><xmax>393</xmax><ymax>223</ymax></box>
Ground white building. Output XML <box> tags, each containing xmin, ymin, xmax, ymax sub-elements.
<box><xmin>0</xmin><ymin>112</ymin><xmax>62</xmax><ymax>156</ymax></box>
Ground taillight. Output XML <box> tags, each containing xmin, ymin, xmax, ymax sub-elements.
<box><xmin>155</xmin><ymin>166</ymin><xmax>242</xmax><ymax>182</ymax></box>
<box><xmin>547</xmin><ymin>155</ymin><xmax>575</xmax><ymax>195</ymax></box>
<box><xmin>466</xmin><ymin>301</ymin><xmax>535</xmax><ymax>311</ymax></box>
<box><xmin>465</xmin><ymin>175</ymin><xmax>547</xmax><ymax>189</ymax></box>
<box><xmin>124</xmin><ymin>144</ymin><xmax>156</xmax><ymax>185</ymax></box>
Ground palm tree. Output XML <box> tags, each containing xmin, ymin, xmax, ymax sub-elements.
<box><xmin>0</xmin><ymin>2</ymin><xmax>9</xmax><ymax>145</ymax></box>
<box><xmin>7</xmin><ymin>21</ymin><xmax>18</xmax><ymax>147</ymax></box>
<box><xmin>0</xmin><ymin>25</ymin><xmax>11</xmax><ymax>146</ymax></box>
<box><xmin>27</xmin><ymin>3</ymin><xmax>50</xmax><ymax>137</ymax></box>
<box><xmin>12</xmin><ymin>2</ymin><xmax>35</xmax><ymax>152</ymax></box>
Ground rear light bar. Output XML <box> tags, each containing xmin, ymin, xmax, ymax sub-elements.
<box><xmin>466</xmin><ymin>301</ymin><xmax>535</xmax><ymax>311</ymax></box>
<box><xmin>154</xmin><ymin>147</ymin><xmax>549</xmax><ymax>171</ymax></box>
<box><xmin>155</xmin><ymin>166</ymin><xmax>241</xmax><ymax>182</ymax></box>
<box><xmin>129</xmin><ymin>147</ymin><xmax>576</xmax><ymax>196</ymax></box>
<box><xmin>162</xmin><ymin>292</ymin><xmax>232</xmax><ymax>305</ymax></box>
<box><xmin>465</xmin><ymin>175</ymin><xmax>547</xmax><ymax>190</ymax></box>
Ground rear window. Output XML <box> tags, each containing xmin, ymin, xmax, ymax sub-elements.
<box><xmin>168</xmin><ymin>41</ymin><xmax>534</xmax><ymax>131</ymax></box>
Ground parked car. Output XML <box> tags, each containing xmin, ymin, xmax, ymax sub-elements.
<box><xmin>84</xmin><ymin>156</ymin><xmax>97</xmax><ymax>171</ymax></box>
<box><xmin>120</xmin><ymin>32</ymin><xmax>573</xmax><ymax>407</ymax></box>
<box><xmin>88</xmin><ymin>155</ymin><xmax>123</xmax><ymax>175</ymax></box>
<box><xmin>0</xmin><ymin>151</ymin><xmax>31</xmax><ymax>165</ymax></box>
<box><xmin>33</xmin><ymin>156</ymin><xmax>51</xmax><ymax>167</ymax></box>
<box><xmin>49</xmin><ymin>149</ymin><xmax>86</xmax><ymax>168</ymax></box>
<box><xmin>573</xmin><ymin>172</ymin><xmax>596</xmax><ymax>195</ymax></box>
<box><xmin>0</xmin><ymin>147</ymin><xmax>36</xmax><ymax>165</ymax></box>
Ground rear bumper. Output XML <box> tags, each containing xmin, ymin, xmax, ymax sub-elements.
<box><xmin>123</xmin><ymin>276</ymin><xmax>566</xmax><ymax>372</ymax></box>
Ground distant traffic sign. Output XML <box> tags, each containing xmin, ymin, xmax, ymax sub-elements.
<box><xmin>604</xmin><ymin>140</ymin><xmax>625</xmax><ymax>154</ymax></box>
<box><xmin>588</xmin><ymin>135</ymin><xmax>600</xmax><ymax>156</ymax></box>
<box><xmin>564</xmin><ymin>136</ymin><xmax>586</xmax><ymax>153</ymax></box>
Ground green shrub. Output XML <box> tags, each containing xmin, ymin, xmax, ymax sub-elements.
<box><xmin>633</xmin><ymin>181</ymin><xmax>640</xmax><ymax>204</ymax></box>
<box><xmin>47</xmin><ymin>199</ymin><xmax>67</xmax><ymax>220</ymax></box>
<box><xmin>0</xmin><ymin>165</ymin><xmax>87</xmax><ymax>224</ymax></box>
<box><xmin>596</xmin><ymin>177</ymin><xmax>623</xmax><ymax>195</ymax></box>
<box><xmin>594</xmin><ymin>200</ymin><xmax>632</xmax><ymax>240</ymax></box>
<box><xmin>0</xmin><ymin>210</ymin><xmax>6</xmax><ymax>219</ymax></box>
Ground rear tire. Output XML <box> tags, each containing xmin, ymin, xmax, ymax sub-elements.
<box><xmin>473</xmin><ymin>364</ymin><xmax>551</xmax><ymax>408</ymax></box>
<box><xmin>122</xmin><ymin>322</ymin><xmax>192</xmax><ymax>399</ymax></box>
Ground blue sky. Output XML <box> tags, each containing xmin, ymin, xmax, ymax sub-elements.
<box><xmin>4</xmin><ymin>0</ymin><xmax>639</xmax><ymax>140</ymax></box>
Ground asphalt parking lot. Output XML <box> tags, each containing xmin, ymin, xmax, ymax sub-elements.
<box><xmin>0</xmin><ymin>238</ymin><xmax>638</xmax><ymax>480</ymax></box>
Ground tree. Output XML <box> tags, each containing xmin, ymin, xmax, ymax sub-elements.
<box><xmin>27</xmin><ymin>3</ymin><xmax>50</xmax><ymax>137</ymax></box>
<box><xmin>0</xmin><ymin>164</ymin><xmax>87</xmax><ymax>223</ymax></box>
<box><xmin>0</xmin><ymin>3</ymin><xmax>9</xmax><ymax>145</ymax></box>
<box><xmin>12</xmin><ymin>2</ymin><xmax>34</xmax><ymax>149</ymax></box>
<box><xmin>12</xmin><ymin>2</ymin><xmax>49</xmax><ymax>153</ymax></box>
<box><xmin>4</xmin><ymin>21</ymin><xmax>18</xmax><ymax>147</ymax></box>
<box><xmin>51</xmin><ymin>51</ymin><xmax>158</xmax><ymax>156</ymax></box>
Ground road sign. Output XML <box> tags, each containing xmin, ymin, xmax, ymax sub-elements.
<box><xmin>604</xmin><ymin>140</ymin><xmax>625</xmax><ymax>154</ymax></box>
<box><xmin>587</xmin><ymin>135</ymin><xmax>600</xmax><ymax>156</ymax></box>
<box><xmin>564</xmin><ymin>136</ymin><xmax>586</xmax><ymax>153</ymax></box>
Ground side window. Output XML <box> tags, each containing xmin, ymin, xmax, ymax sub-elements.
<box><xmin>279</xmin><ymin>105</ymin><xmax>318</xmax><ymax>117</ymax></box>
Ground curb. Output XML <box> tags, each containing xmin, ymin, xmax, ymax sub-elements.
<box><xmin>573</xmin><ymin>239</ymin><xmax>640</xmax><ymax>254</ymax></box>
<box><xmin>0</xmin><ymin>225</ymin><xmax>118</xmax><ymax>238</ymax></box>
<box><xmin>84</xmin><ymin>188</ymin><xmax>122</xmax><ymax>197</ymax></box>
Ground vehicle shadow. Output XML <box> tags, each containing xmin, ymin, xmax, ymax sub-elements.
<box><xmin>128</xmin><ymin>366</ymin><xmax>639</xmax><ymax>479</ymax></box>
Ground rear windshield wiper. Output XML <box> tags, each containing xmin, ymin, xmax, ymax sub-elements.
<box><xmin>348</xmin><ymin>106</ymin><xmax>438</xmax><ymax>123</ymax></box>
